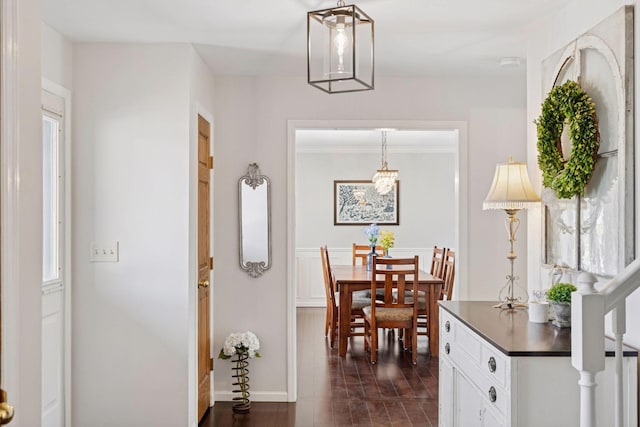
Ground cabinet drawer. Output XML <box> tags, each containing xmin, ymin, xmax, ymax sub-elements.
<box><xmin>481</xmin><ymin>343</ymin><xmax>508</xmax><ymax>389</ymax></box>
<box><xmin>445</xmin><ymin>337</ymin><xmax>509</xmax><ymax>418</ymax></box>
<box><xmin>452</xmin><ymin>318</ymin><xmax>482</xmax><ymax>365</ymax></box>
<box><xmin>475</xmin><ymin>368</ymin><xmax>509</xmax><ymax>417</ymax></box>
<box><xmin>441</xmin><ymin>310</ymin><xmax>454</xmax><ymax>336</ymax></box>
<box><xmin>440</xmin><ymin>313</ymin><xmax>481</xmax><ymax>367</ymax></box>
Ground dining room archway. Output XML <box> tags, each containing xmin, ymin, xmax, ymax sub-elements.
<box><xmin>286</xmin><ymin>120</ymin><xmax>468</xmax><ymax>400</ymax></box>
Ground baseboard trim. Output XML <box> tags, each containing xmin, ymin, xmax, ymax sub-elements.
<box><xmin>296</xmin><ymin>299</ymin><xmax>326</xmax><ymax>308</ymax></box>
<box><xmin>214</xmin><ymin>391</ymin><xmax>289</xmax><ymax>402</ymax></box>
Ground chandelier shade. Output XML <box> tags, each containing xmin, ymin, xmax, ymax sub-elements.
<box><xmin>307</xmin><ymin>1</ymin><xmax>374</xmax><ymax>94</ymax></box>
<box><xmin>372</xmin><ymin>130</ymin><xmax>397</xmax><ymax>195</ymax></box>
<box><xmin>372</xmin><ymin>170</ymin><xmax>398</xmax><ymax>195</ymax></box>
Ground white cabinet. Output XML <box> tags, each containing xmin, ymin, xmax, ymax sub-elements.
<box><xmin>439</xmin><ymin>355</ymin><xmax>454</xmax><ymax>426</ymax></box>
<box><xmin>454</xmin><ymin>371</ymin><xmax>483</xmax><ymax>426</ymax></box>
<box><xmin>439</xmin><ymin>302</ymin><xmax>638</xmax><ymax>427</ymax></box>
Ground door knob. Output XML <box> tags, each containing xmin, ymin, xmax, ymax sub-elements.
<box><xmin>198</xmin><ymin>280</ymin><xmax>209</xmax><ymax>288</ymax></box>
<box><xmin>0</xmin><ymin>390</ymin><xmax>14</xmax><ymax>425</ymax></box>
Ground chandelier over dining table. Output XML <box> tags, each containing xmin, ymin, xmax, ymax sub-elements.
<box><xmin>372</xmin><ymin>129</ymin><xmax>398</xmax><ymax>195</ymax></box>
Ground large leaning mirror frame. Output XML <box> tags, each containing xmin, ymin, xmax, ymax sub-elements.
<box><xmin>239</xmin><ymin>163</ymin><xmax>272</xmax><ymax>278</ymax></box>
<box><xmin>541</xmin><ymin>6</ymin><xmax>634</xmax><ymax>281</ymax></box>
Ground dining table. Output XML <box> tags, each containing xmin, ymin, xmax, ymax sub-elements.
<box><xmin>332</xmin><ymin>264</ymin><xmax>444</xmax><ymax>358</ymax></box>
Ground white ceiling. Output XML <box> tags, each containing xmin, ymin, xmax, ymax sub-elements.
<box><xmin>296</xmin><ymin>129</ymin><xmax>457</xmax><ymax>153</ymax></box>
<box><xmin>42</xmin><ymin>0</ymin><xmax>570</xmax><ymax>77</ymax></box>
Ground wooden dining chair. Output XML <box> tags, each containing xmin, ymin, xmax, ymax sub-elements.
<box><xmin>352</xmin><ymin>243</ymin><xmax>384</xmax><ymax>266</ymax></box>
<box><xmin>320</xmin><ymin>246</ymin><xmax>370</xmax><ymax>348</ymax></box>
<box><xmin>414</xmin><ymin>248</ymin><xmax>455</xmax><ymax>340</ymax></box>
<box><xmin>430</xmin><ymin>246</ymin><xmax>447</xmax><ymax>279</ymax></box>
<box><xmin>363</xmin><ymin>255</ymin><xmax>420</xmax><ymax>365</ymax></box>
<box><xmin>353</xmin><ymin>243</ymin><xmax>385</xmax><ymax>300</ymax></box>
<box><xmin>397</xmin><ymin>246</ymin><xmax>447</xmax><ymax>342</ymax></box>
<box><xmin>320</xmin><ymin>246</ymin><xmax>336</xmax><ymax>343</ymax></box>
<box><xmin>440</xmin><ymin>249</ymin><xmax>456</xmax><ymax>301</ymax></box>
<box><xmin>418</xmin><ymin>245</ymin><xmax>448</xmax><ymax>309</ymax></box>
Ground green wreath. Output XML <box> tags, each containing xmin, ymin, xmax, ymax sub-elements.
<box><xmin>535</xmin><ymin>80</ymin><xmax>600</xmax><ymax>199</ymax></box>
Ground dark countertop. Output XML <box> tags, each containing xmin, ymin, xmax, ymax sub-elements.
<box><xmin>439</xmin><ymin>301</ymin><xmax>638</xmax><ymax>357</ymax></box>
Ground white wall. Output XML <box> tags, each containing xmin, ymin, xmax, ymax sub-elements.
<box><xmin>213</xmin><ymin>75</ymin><xmax>527</xmax><ymax>399</ymax></box>
<box><xmin>525</xmin><ymin>1</ymin><xmax>640</xmax><ymax>348</ymax></box>
<box><xmin>2</xmin><ymin>0</ymin><xmax>44</xmax><ymax>425</ymax></box>
<box><xmin>188</xmin><ymin>45</ymin><xmax>215</xmax><ymax>426</ymax></box>
<box><xmin>72</xmin><ymin>43</ymin><xmax>195</xmax><ymax>427</ymax></box>
<box><xmin>296</xmin><ymin>151</ymin><xmax>456</xmax><ymax>249</ymax></box>
<box><xmin>41</xmin><ymin>22</ymin><xmax>72</xmax><ymax>90</ymax></box>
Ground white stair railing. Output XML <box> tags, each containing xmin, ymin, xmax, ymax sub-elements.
<box><xmin>572</xmin><ymin>257</ymin><xmax>640</xmax><ymax>427</ymax></box>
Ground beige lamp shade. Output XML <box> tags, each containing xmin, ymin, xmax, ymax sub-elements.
<box><xmin>483</xmin><ymin>157</ymin><xmax>540</xmax><ymax>210</ymax></box>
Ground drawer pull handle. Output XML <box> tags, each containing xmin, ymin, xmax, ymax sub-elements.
<box><xmin>444</xmin><ymin>320</ymin><xmax>450</xmax><ymax>332</ymax></box>
<box><xmin>488</xmin><ymin>386</ymin><xmax>497</xmax><ymax>403</ymax></box>
<box><xmin>445</xmin><ymin>342</ymin><xmax>450</xmax><ymax>354</ymax></box>
<box><xmin>488</xmin><ymin>356</ymin><xmax>497</xmax><ymax>373</ymax></box>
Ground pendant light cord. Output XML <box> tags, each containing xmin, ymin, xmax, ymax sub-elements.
<box><xmin>380</xmin><ymin>130</ymin><xmax>388</xmax><ymax>169</ymax></box>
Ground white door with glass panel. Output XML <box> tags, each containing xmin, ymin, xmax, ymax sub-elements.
<box><xmin>42</xmin><ymin>90</ymin><xmax>66</xmax><ymax>427</ymax></box>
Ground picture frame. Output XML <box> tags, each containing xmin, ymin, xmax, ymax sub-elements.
<box><xmin>333</xmin><ymin>180</ymin><xmax>399</xmax><ymax>226</ymax></box>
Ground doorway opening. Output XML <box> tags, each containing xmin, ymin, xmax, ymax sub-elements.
<box><xmin>41</xmin><ymin>81</ymin><xmax>72</xmax><ymax>427</ymax></box>
<box><xmin>286</xmin><ymin>120</ymin><xmax>468</xmax><ymax>400</ymax></box>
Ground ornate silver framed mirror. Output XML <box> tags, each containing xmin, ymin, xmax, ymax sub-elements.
<box><xmin>239</xmin><ymin>163</ymin><xmax>272</xmax><ymax>277</ymax></box>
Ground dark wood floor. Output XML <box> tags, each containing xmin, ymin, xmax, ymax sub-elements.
<box><xmin>200</xmin><ymin>308</ymin><xmax>439</xmax><ymax>426</ymax></box>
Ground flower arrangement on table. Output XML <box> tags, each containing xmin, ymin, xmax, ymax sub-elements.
<box><xmin>379</xmin><ymin>230</ymin><xmax>395</xmax><ymax>256</ymax></box>
<box><xmin>363</xmin><ymin>223</ymin><xmax>380</xmax><ymax>248</ymax></box>
<box><xmin>218</xmin><ymin>331</ymin><xmax>261</xmax><ymax>414</ymax></box>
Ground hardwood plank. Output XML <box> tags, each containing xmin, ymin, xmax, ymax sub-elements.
<box><xmin>200</xmin><ymin>308</ymin><xmax>438</xmax><ymax>426</ymax></box>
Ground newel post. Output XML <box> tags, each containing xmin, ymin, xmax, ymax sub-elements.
<box><xmin>571</xmin><ymin>272</ymin><xmax>605</xmax><ymax>427</ymax></box>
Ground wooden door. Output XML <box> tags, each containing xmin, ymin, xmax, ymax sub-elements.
<box><xmin>0</xmin><ymin>163</ymin><xmax>15</xmax><ymax>425</ymax></box>
<box><xmin>0</xmin><ymin>285</ymin><xmax>16</xmax><ymax>424</ymax></box>
<box><xmin>197</xmin><ymin>115</ymin><xmax>212</xmax><ymax>421</ymax></box>
<box><xmin>0</xmin><ymin>12</ymin><xmax>16</xmax><ymax>423</ymax></box>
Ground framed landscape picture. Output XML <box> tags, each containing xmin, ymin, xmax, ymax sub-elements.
<box><xmin>334</xmin><ymin>180</ymin><xmax>399</xmax><ymax>225</ymax></box>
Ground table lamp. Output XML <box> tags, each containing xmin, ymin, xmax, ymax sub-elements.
<box><xmin>483</xmin><ymin>157</ymin><xmax>540</xmax><ymax>309</ymax></box>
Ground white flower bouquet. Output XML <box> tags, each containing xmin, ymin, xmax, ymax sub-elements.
<box><xmin>218</xmin><ymin>331</ymin><xmax>261</xmax><ymax>360</ymax></box>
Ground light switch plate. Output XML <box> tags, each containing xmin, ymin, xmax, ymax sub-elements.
<box><xmin>90</xmin><ymin>241</ymin><xmax>119</xmax><ymax>262</ymax></box>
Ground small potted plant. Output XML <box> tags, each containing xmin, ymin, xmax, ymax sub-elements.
<box><xmin>546</xmin><ymin>282</ymin><xmax>577</xmax><ymax>328</ymax></box>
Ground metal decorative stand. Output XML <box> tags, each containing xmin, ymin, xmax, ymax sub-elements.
<box><xmin>231</xmin><ymin>351</ymin><xmax>251</xmax><ymax>414</ymax></box>
<box><xmin>494</xmin><ymin>209</ymin><xmax>529</xmax><ymax>309</ymax></box>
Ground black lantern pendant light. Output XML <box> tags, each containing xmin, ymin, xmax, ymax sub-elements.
<box><xmin>307</xmin><ymin>0</ymin><xmax>374</xmax><ymax>94</ymax></box>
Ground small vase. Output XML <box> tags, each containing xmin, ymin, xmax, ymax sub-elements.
<box><xmin>384</xmin><ymin>249</ymin><xmax>392</xmax><ymax>269</ymax></box>
<box><xmin>231</xmin><ymin>351</ymin><xmax>251</xmax><ymax>413</ymax></box>
<box><xmin>366</xmin><ymin>246</ymin><xmax>377</xmax><ymax>271</ymax></box>
<box><xmin>551</xmin><ymin>302</ymin><xmax>571</xmax><ymax>328</ymax></box>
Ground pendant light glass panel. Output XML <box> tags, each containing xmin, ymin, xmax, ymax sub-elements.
<box><xmin>307</xmin><ymin>4</ymin><xmax>374</xmax><ymax>94</ymax></box>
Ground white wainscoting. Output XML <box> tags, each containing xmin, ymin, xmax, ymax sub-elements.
<box><xmin>296</xmin><ymin>247</ymin><xmax>433</xmax><ymax>307</ymax></box>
